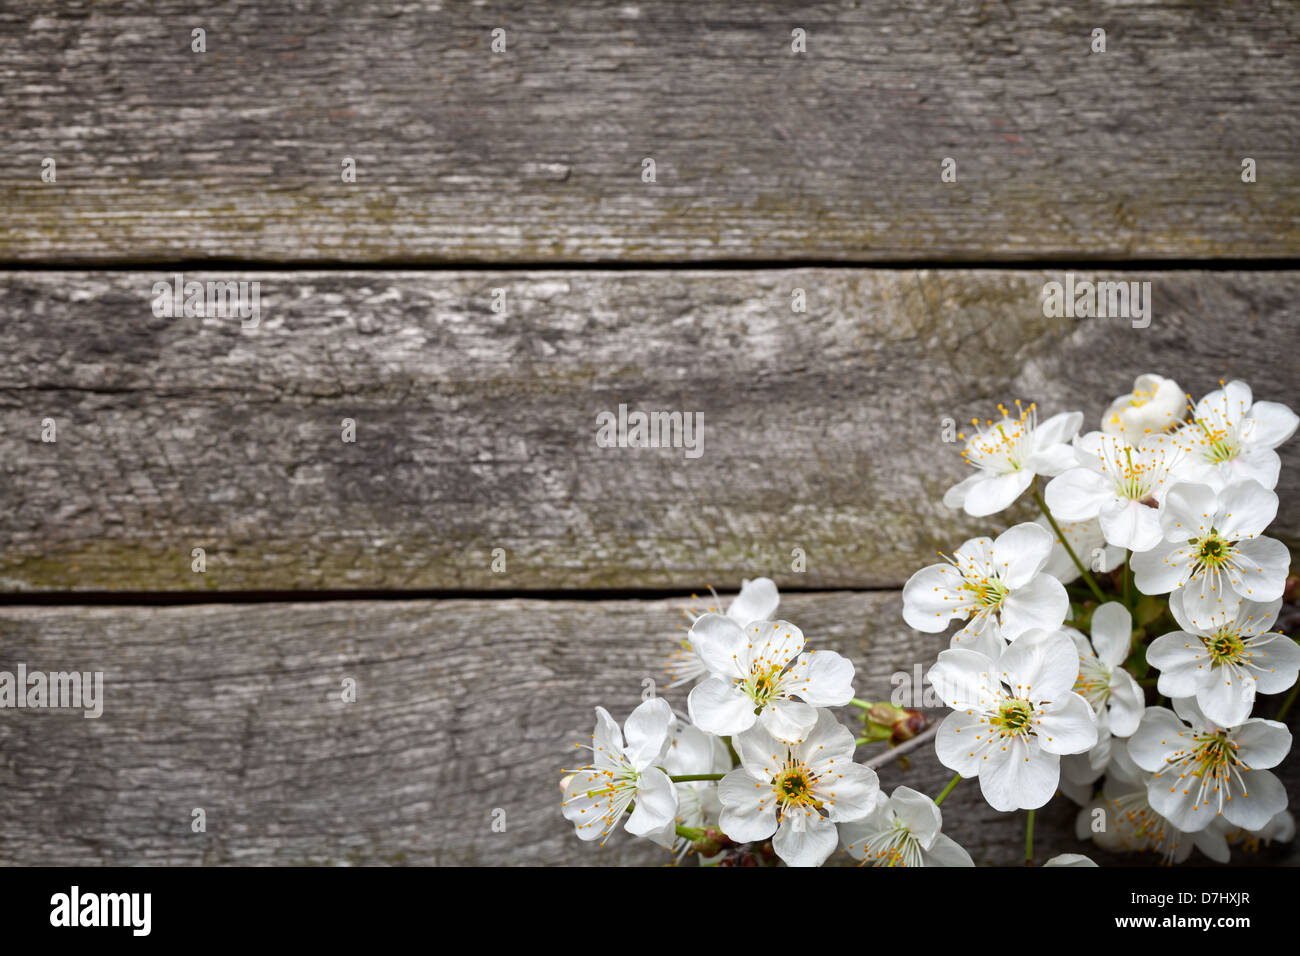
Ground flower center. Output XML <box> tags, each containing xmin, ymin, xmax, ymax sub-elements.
<box><xmin>1191</xmin><ymin>532</ymin><xmax>1233</xmax><ymax>570</ymax></box>
<box><xmin>1204</xmin><ymin>629</ymin><xmax>1246</xmax><ymax>666</ymax></box>
<box><xmin>1195</xmin><ymin>417</ymin><xmax>1239</xmax><ymax>463</ymax></box>
<box><xmin>742</xmin><ymin>663</ymin><xmax>786</xmax><ymax>710</ymax></box>
<box><xmin>961</xmin><ymin>575</ymin><xmax>1008</xmax><ymax>611</ymax></box>
<box><xmin>1189</xmin><ymin>732</ymin><xmax>1236</xmax><ymax>778</ymax></box>
<box><xmin>772</xmin><ymin>760</ymin><xmax>823</xmax><ymax>812</ymax></box>
<box><xmin>989</xmin><ymin>698</ymin><xmax>1038</xmax><ymax>739</ymax></box>
<box><xmin>958</xmin><ymin>400</ymin><xmax>1035</xmax><ymax>474</ymax></box>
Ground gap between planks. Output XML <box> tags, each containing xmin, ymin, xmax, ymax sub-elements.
<box><xmin>4</xmin><ymin>257</ymin><xmax>1300</xmax><ymax>273</ymax></box>
<box><xmin>0</xmin><ymin>586</ymin><xmax>903</xmax><ymax>607</ymax></box>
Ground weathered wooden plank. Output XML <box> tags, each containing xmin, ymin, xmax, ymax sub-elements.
<box><xmin>3</xmin><ymin>1</ymin><xmax>1299</xmax><ymax>262</ymax></box>
<box><xmin>2</xmin><ymin>592</ymin><xmax>1291</xmax><ymax>865</ymax></box>
<box><xmin>1</xmin><ymin>269</ymin><xmax>1297</xmax><ymax>592</ymax></box>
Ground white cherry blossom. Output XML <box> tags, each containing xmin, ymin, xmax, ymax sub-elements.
<box><xmin>1131</xmin><ymin>479</ymin><xmax>1290</xmax><ymax>628</ymax></box>
<box><xmin>718</xmin><ymin>709</ymin><xmax>880</xmax><ymax>867</ymax></box>
<box><xmin>1127</xmin><ymin>699</ymin><xmax>1292</xmax><ymax>832</ymax></box>
<box><xmin>943</xmin><ymin>402</ymin><xmax>1083</xmax><ymax>516</ymax></box>
<box><xmin>1077</xmin><ymin>739</ymin><xmax>1230</xmax><ymax>864</ymax></box>
<box><xmin>686</xmin><ymin>615</ymin><xmax>854</xmax><ymax>742</ymax></box>
<box><xmin>1101</xmin><ymin>373</ymin><xmax>1185</xmax><ymax>446</ymax></box>
<box><xmin>902</xmin><ymin>522</ymin><xmax>1068</xmax><ymax>659</ymax></box>
<box><xmin>1146</xmin><ymin>592</ymin><xmax>1300</xmax><ymax>729</ymax></box>
<box><xmin>838</xmin><ymin>786</ymin><xmax>973</xmax><ymax>867</ymax></box>
<box><xmin>1169</xmin><ymin>380</ymin><xmax>1298</xmax><ymax>491</ymax></box>
<box><xmin>561</xmin><ymin>698</ymin><xmax>678</xmax><ymax>844</ymax></box>
<box><xmin>1045</xmin><ymin>431</ymin><xmax>1187</xmax><ymax>552</ymax></box>
<box><xmin>928</xmin><ymin>629</ymin><xmax>1098</xmax><ymax>812</ymax></box>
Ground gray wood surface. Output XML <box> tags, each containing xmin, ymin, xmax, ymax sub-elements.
<box><xmin>1</xmin><ymin>269</ymin><xmax>1296</xmax><ymax>593</ymax></box>
<box><xmin>3</xmin><ymin>1</ymin><xmax>1299</xmax><ymax>263</ymax></box>
<box><xmin>2</xmin><ymin>592</ymin><xmax>1291</xmax><ymax>866</ymax></box>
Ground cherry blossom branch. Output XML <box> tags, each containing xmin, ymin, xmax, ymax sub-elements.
<box><xmin>669</xmin><ymin>773</ymin><xmax>725</xmax><ymax>782</ymax></box>
<box><xmin>860</xmin><ymin>723</ymin><xmax>939</xmax><ymax>769</ymax></box>
<box><xmin>1031</xmin><ymin>482</ymin><xmax>1107</xmax><ymax>603</ymax></box>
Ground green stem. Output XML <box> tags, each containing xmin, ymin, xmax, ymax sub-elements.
<box><xmin>933</xmin><ymin>773</ymin><xmax>962</xmax><ymax>806</ymax></box>
<box><xmin>849</xmin><ymin>698</ymin><xmax>872</xmax><ymax>710</ymax></box>
<box><xmin>1123</xmin><ymin>550</ymin><xmax>1132</xmax><ymax>609</ymax></box>
<box><xmin>1279</xmin><ymin>681</ymin><xmax>1299</xmax><ymax>721</ymax></box>
<box><xmin>722</xmin><ymin>735</ymin><xmax>740</xmax><ymax>767</ymax></box>
<box><xmin>675</xmin><ymin>824</ymin><xmax>705</xmax><ymax>842</ymax></box>
<box><xmin>1025</xmin><ymin>808</ymin><xmax>1036</xmax><ymax>865</ymax></box>
<box><xmin>669</xmin><ymin>773</ymin><xmax>725</xmax><ymax>783</ymax></box>
<box><xmin>1032</xmin><ymin>483</ymin><xmax>1107</xmax><ymax>603</ymax></box>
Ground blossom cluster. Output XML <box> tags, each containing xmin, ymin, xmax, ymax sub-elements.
<box><xmin>915</xmin><ymin>376</ymin><xmax>1298</xmax><ymax>863</ymax></box>
<box><xmin>559</xmin><ymin>376</ymin><xmax>1298</xmax><ymax>866</ymax></box>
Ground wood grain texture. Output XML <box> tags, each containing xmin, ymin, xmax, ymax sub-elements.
<box><xmin>3</xmin><ymin>1</ymin><xmax>1300</xmax><ymax>263</ymax></box>
<box><xmin>1</xmin><ymin>592</ymin><xmax>1292</xmax><ymax>866</ymax></box>
<box><xmin>2</xmin><ymin>268</ymin><xmax>1297</xmax><ymax>593</ymax></box>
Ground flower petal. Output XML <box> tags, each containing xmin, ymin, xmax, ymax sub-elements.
<box><xmin>1215</xmin><ymin>479</ymin><xmax>1278</xmax><ymax>540</ymax></box>
<box><xmin>726</xmin><ymin>577</ymin><xmax>780</xmax><ymax>625</ymax></box>
<box><xmin>1045</xmin><ymin>468</ymin><xmax>1112</xmax><ymax>521</ymax></box>
<box><xmin>1230</xmin><ymin>536</ymin><xmax>1290</xmax><ymax>603</ymax></box>
<box><xmin>773</xmin><ymin>809</ymin><xmax>839</xmax><ymax>867</ymax></box>
<box><xmin>787</xmin><ymin>649</ymin><xmax>856</xmax><ymax>708</ymax></box>
<box><xmin>928</xmin><ymin>648</ymin><xmax>998</xmax><ymax>711</ymax></box>
<box><xmin>1127</xmin><ymin>706</ymin><xmax>1190</xmax><ymax>772</ymax></box>
<box><xmin>902</xmin><ymin>564</ymin><xmax>970</xmax><ymax>632</ymax></box>
<box><xmin>1106</xmin><ymin>668</ymin><xmax>1145</xmax><ymax>738</ymax></box>
<box><xmin>997</xmin><ymin>628</ymin><xmax>1080</xmax><ymax>702</ymax></box>
<box><xmin>1245</xmin><ymin>400</ymin><xmax>1299</xmax><ymax>450</ymax></box>
<box><xmin>621</xmin><ymin>697</ymin><xmax>674</xmax><ymax>770</ymax></box>
<box><xmin>923</xmin><ymin>832</ymin><xmax>976</xmax><ymax>867</ymax></box>
<box><xmin>999</xmin><ymin>574</ymin><xmax>1069</xmax><ymax>639</ymax></box>
<box><xmin>960</xmin><ymin>471</ymin><xmax>1035</xmax><ymax>517</ymax></box>
<box><xmin>687</xmin><ymin>677</ymin><xmax>757</xmax><ymax>737</ymax></box>
<box><xmin>1036</xmin><ymin>692</ymin><xmax>1099</xmax><ymax>756</ymax></box>
<box><xmin>687</xmin><ymin>613</ymin><xmax>749</xmax><ymax>679</ymax></box>
<box><xmin>979</xmin><ymin>737</ymin><xmax>1059</xmax><ymax>811</ymax></box>
<box><xmin>717</xmin><ymin>767</ymin><xmax>777</xmax><ymax>842</ymax></box>
<box><xmin>1131</xmin><ymin>540</ymin><xmax>1193</xmax><ymax>595</ymax></box>
<box><xmin>1090</xmin><ymin>602</ymin><xmax>1133</xmax><ymax>667</ymax></box>
<box><xmin>992</xmin><ymin>522</ymin><xmax>1055</xmax><ymax>588</ymax></box>
<box><xmin>625</xmin><ymin>767</ymin><xmax>678</xmax><ymax>837</ymax></box>
<box><xmin>759</xmin><ymin>697</ymin><xmax>818</xmax><ymax>743</ymax></box>
<box><xmin>888</xmin><ymin>786</ymin><xmax>942</xmax><ymax>848</ymax></box>
<box><xmin>1232</xmin><ymin>718</ymin><xmax>1292</xmax><ymax>770</ymax></box>
<box><xmin>1220</xmin><ymin>770</ymin><xmax>1287</xmax><ymax>831</ymax></box>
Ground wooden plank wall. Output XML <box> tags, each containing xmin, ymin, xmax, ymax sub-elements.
<box><xmin>0</xmin><ymin>1</ymin><xmax>1297</xmax><ymax>866</ymax></box>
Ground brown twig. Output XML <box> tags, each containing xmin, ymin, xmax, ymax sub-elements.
<box><xmin>861</xmin><ymin>722</ymin><xmax>939</xmax><ymax>770</ymax></box>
